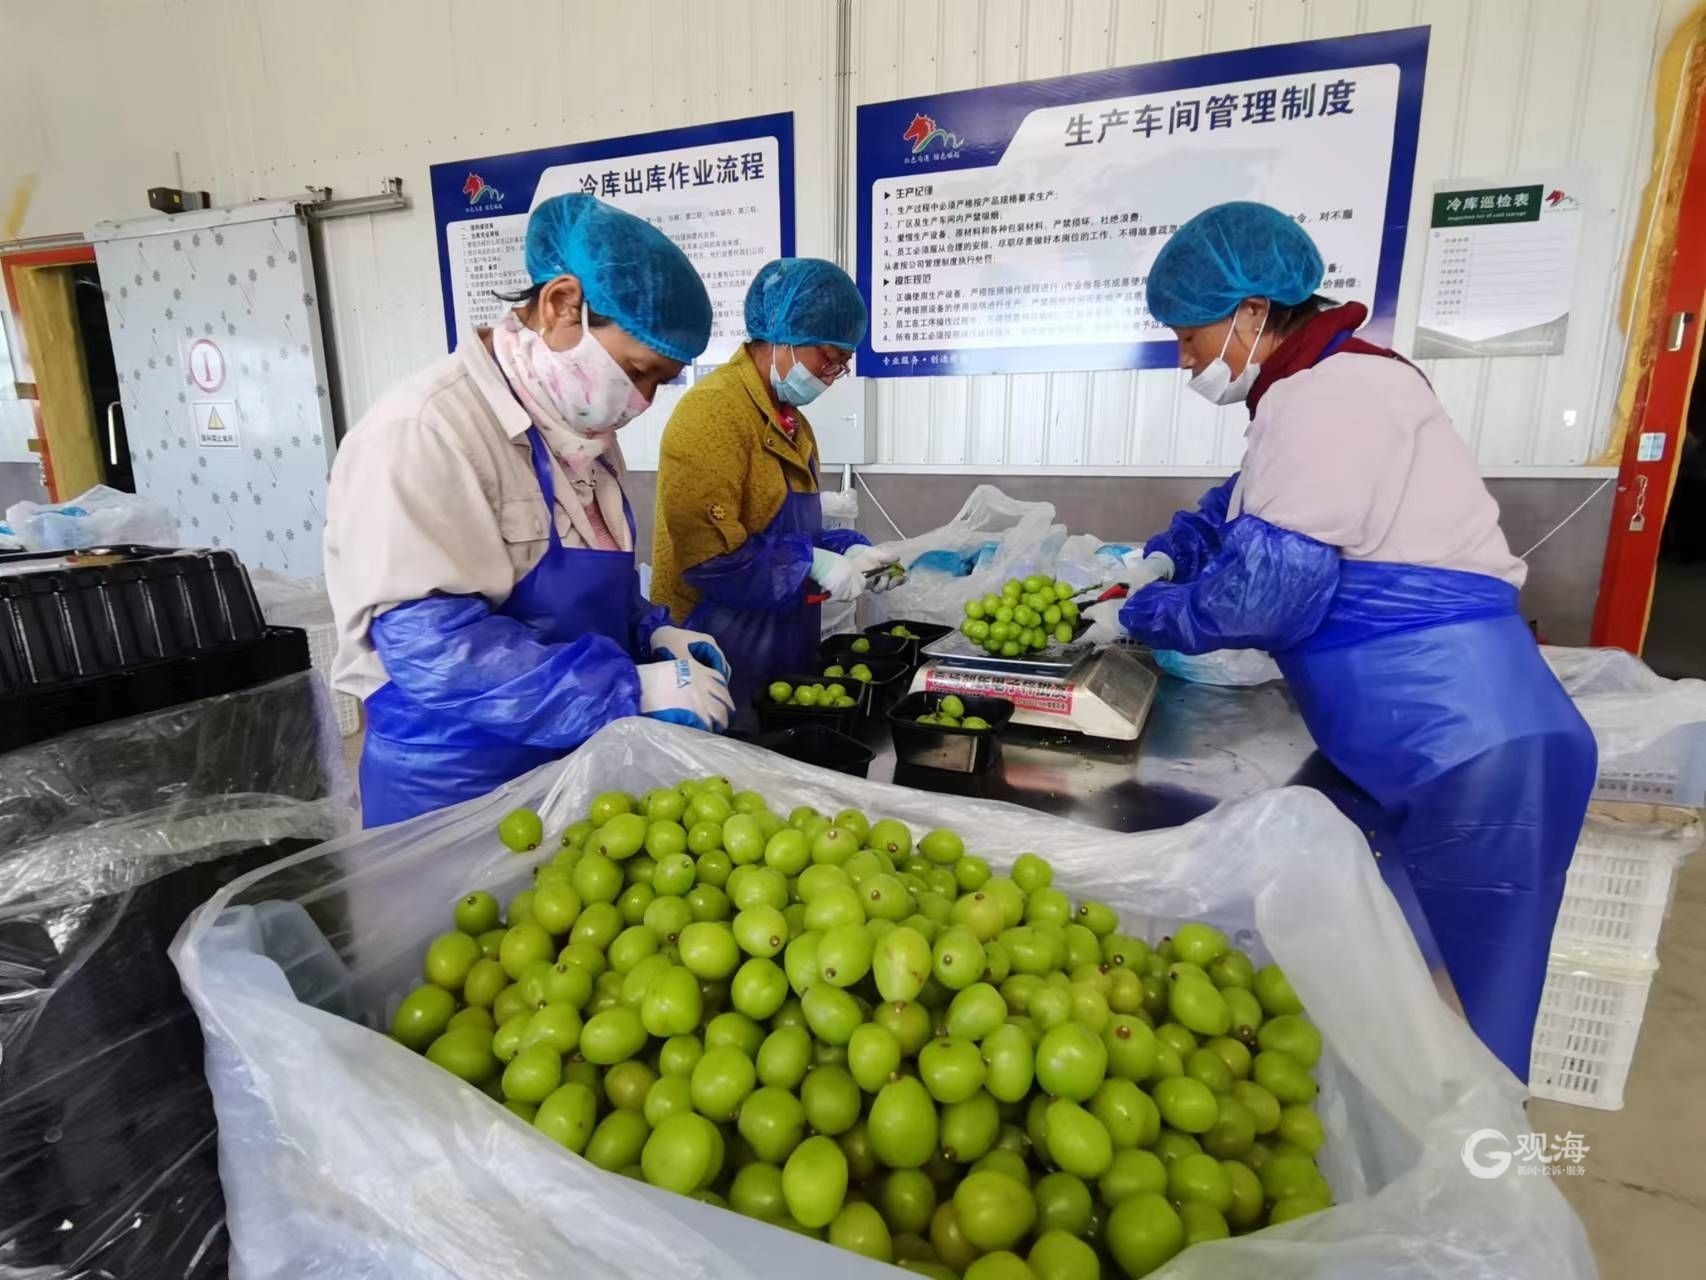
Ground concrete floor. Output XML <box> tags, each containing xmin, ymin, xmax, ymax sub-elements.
<box><xmin>338</xmin><ymin>726</ymin><xmax>1700</xmax><ymax>1275</ymax></box>
<box><xmin>1530</xmin><ymin>845</ymin><xmax>1706</xmax><ymax>1279</ymax></box>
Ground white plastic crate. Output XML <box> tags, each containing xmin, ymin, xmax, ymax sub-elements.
<box><xmin>304</xmin><ymin>620</ymin><xmax>361</xmax><ymax>737</ymax></box>
<box><xmin>1529</xmin><ymin>959</ymin><xmax>1656</xmax><ymax>1110</ymax></box>
<box><xmin>250</xmin><ymin>570</ymin><xmax>361</xmax><ymax>739</ymax></box>
<box><xmin>1544</xmin><ymin>646</ymin><xmax>1706</xmax><ymax>808</ymax></box>
<box><xmin>1549</xmin><ymin>802</ymin><xmax>1701</xmax><ymax>962</ymax></box>
<box><xmin>1591</xmin><ymin>722</ymin><xmax>1706</xmax><ymax>807</ymax></box>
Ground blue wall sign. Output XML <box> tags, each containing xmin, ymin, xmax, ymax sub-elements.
<box><xmin>855</xmin><ymin>29</ymin><xmax>1429</xmax><ymax>378</ymax></box>
<box><xmin>430</xmin><ymin>113</ymin><xmax>795</xmax><ymax>357</ymax></box>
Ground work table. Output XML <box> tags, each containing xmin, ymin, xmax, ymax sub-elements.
<box><xmin>863</xmin><ymin>668</ymin><xmax>1332</xmax><ymax>835</ymax></box>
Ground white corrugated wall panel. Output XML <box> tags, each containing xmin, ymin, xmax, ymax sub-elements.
<box><xmin>852</xmin><ymin>0</ymin><xmax>1680</xmax><ymax>471</ymax></box>
<box><xmin>0</xmin><ymin>0</ymin><xmax>842</xmax><ymax>470</ymax></box>
<box><xmin>0</xmin><ymin>0</ymin><xmax>1688</xmax><ymax>472</ymax></box>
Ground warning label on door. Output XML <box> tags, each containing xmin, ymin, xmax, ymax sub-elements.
<box><xmin>193</xmin><ymin>400</ymin><xmax>240</xmax><ymax>448</ymax></box>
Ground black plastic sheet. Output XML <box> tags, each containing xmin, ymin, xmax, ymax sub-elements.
<box><xmin>0</xmin><ymin>672</ymin><xmax>354</xmax><ymax>1278</ymax></box>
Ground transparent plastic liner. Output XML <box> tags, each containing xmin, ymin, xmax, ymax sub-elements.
<box><xmin>868</xmin><ymin>486</ymin><xmax>1068</xmax><ymax>628</ymax></box>
<box><xmin>1544</xmin><ymin>645</ymin><xmax>1706</xmax><ymax>768</ymax></box>
<box><xmin>0</xmin><ymin>671</ymin><xmax>355</xmax><ymax>1279</ymax></box>
<box><xmin>174</xmin><ymin>717</ymin><xmax>1593</xmax><ymax>1280</ymax></box>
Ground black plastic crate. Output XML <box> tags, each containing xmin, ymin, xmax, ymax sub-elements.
<box><xmin>0</xmin><ymin>545</ymin><xmax>266</xmax><ymax>690</ymax></box>
<box><xmin>887</xmin><ymin>691</ymin><xmax>1015</xmax><ymax>773</ymax></box>
<box><xmin>815</xmin><ymin>654</ymin><xmax>910</xmax><ymax>716</ymax></box>
<box><xmin>752</xmin><ymin>673</ymin><xmax>863</xmax><ymax>736</ymax></box>
<box><xmin>863</xmin><ymin>619</ymin><xmax>953</xmax><ymax>666</ymax></box>
<box><xmin>0</xmin><ymin>626</ymin><xmax>309</xmax><ymax>752</ymax></box>
<box><xmin>740</xmin><ymin>725</ymin><xmax>875</xmax><ymax>778</ymax></box>
<box><xmin>821</xmin><ymin>631</ymin><xmax>910</xmax><ymax>666</ymax></box>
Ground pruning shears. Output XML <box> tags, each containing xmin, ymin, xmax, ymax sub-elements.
<box><xmin>805</xmin><ymin>564</ymin><xmax>908</xmax><ymax>606</ymax></box>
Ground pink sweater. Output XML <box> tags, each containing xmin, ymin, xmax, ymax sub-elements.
<box><xmin>1229</xmin><ymin>353</ymin><xmax>1527</xmax><ymax>588</ymax></box>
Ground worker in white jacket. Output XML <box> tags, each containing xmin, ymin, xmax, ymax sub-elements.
<box><xmin>325</xmin><ymin>195</ymin><xmax>732</xmax><ymax>826</ymax></box>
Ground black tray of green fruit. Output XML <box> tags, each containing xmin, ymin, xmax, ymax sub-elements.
<box><xmin>887</xmin><ymin>691</ymin><xmax>1014</xmax><ymax>773</ymax></box>
<box><xmin>815</xmin><ymin>655</ymin><xmax>909</xmax><ymax>716</ymax></box>
<box><xmin>863</xmin><ymin>619</ymin><xmax>952</xmax><ymax>666</ymax></box>
<box><xmin>822</xmin><ymin>631</ymin><xmax>910</xmax><ymax>665</ymax></box>
<box><xmin>753</xmin><ymin>674</ymin><xmax>863</xmax><ymax>735</ymax></box>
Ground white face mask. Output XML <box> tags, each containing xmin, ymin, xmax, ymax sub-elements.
<box><xmin>1187</xmin><ymin>308</ymin><xmax>1267</xmax><ymax>406</ymax></box>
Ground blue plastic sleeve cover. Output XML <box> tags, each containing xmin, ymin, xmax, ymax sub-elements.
<box><xmin>1119</xmin><ymin>515</ymin><xmax>1339</xmax><ymax>655</ymax></box>
<box><xmin>370</xmin><ymin>594</ymin><xmax>641</xmax><ymax>746</ymax></box>
<box><xmin>629</xmin><ymin>578</ymin><xmax>670</xmax><ymax>653</ymax></box>
<box><xmin>1143</xmin><ymin>474</ymin><xmax>1240</xmax><ymax>582</ymax></box>
<box><xmin>683</xmin><ymin>532</ymin><xmax>817</xmax><ymax>612</ymax></box>
<box><xmin>814</xmin><ymin>527</ymin><xmax>872</xmax><ymax>555</ymax></box>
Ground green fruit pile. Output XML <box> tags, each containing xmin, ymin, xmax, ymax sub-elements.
<box><xmin>913</xmin><ymin>694</ymin><xmax>992</xmax><ymax>732</ymax></box>
<box><xmin>396</xmin><ymin>787</ymin><xmax>1334</xmax><ymax>1278</ymax></box>
<box><xmin>767</xmin><ymin>681</ymin><xmax>859</xmax><ymax>710</ymax></box>
<box><xmin>823</xmin><ymin>663</ymin><xmax>876</xmax><ymax>683</ymax></box>
<box><xmin>962</xmin><ymin>576</ymin><xmax>1080</xmax><ymax>657</ymax></box>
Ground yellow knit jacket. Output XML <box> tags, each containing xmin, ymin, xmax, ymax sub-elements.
<box><xmin>651</xmin><ymin>344</ymin><xmax>820</xmax><ymax>622</ymax></box>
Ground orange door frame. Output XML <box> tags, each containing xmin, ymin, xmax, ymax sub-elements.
<box><xmin>1593</xmin><ymin>64</ymin><xmax>1706</xmax><ymax>650</ymax></box>
<box><xmin>1</xmin><ymin>241</ymin><xmax>98</xmax><ymax>502</ymax></box>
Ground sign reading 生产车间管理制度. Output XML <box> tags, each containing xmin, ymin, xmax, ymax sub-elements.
<box><xmin>855</xmin><ymin>28</ymin><xmax>1429</xmax><ymax>378</ymax></box>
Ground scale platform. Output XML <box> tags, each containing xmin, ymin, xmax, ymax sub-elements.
<box><xmin>910</xmin><ymin>635</ymin><xmax>1158</xmax><ymax>741</ymax></box>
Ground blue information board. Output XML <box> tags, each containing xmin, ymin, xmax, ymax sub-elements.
<box><xmin>430</xmin><ymin>113</ymin><xmax>795</xmax><ymax>356</ymax></box>
<box><xmin>855</xmin><ymin>29</ymin><xmax>1428</xmax><ymax>378</ymax></box>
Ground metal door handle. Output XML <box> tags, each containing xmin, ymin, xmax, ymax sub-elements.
<box><xmin>1667</xmin><ymin>311</ymin><xmax>1694</xmax><ymax>352</ymax></box>
<box><xmin>105</xmin><ymin>401</ymin><xmax>121</xmax><ymax>466</ymax></box>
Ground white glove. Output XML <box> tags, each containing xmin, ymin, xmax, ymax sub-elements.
<box><xmin>809</xmin><ymin>547</ymin><xmax>865</xmax><ymax>603</ymax></box>
<box><xmin>1120</xmin><ymin>550</ymin><xmax>1174</xmax><ymax>589</ymax></box>
<box><xmin>844</xmin><ymin>543</ymin><xmax>902</xmax><ymax>592</ymax></box>
<box><xmin>650</xmin><ymin>624</ymin><xmax>730</xmax><ymax>680</ymax></box>
<box><xmin>1081</xmin><ymin>598</ymin><xmax>1129</xmax><ymax>649</ymax></box>
<box><xmin>637</xmin><ymin>657</ymin><xmax>734</xmax><ymax>733</ymax></box>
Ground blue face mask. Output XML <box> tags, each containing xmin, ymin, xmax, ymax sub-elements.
<box><xmin>771</xmin><ymin>346</ymin><xmax>829</xmax><ymax>406</ymax></box>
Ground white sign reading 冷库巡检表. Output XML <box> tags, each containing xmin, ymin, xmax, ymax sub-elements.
<box><xmin>855</xmin><ymin>29</ymin><xmax>1429</xmax><ymax>378</ymax></box>
<box><xmin>430</xmin><ymin>115</ymin><xmax>795</xmax><ymax>364</ymax></box>
<box><xmin>1414</xmin><ymin>176</ymin><xmax>1586</xmax><ymax>358</ymax></box>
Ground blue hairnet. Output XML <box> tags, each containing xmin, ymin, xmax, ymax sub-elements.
<box><xmin>744</xmin><ymin>258</ymin><xmax>868</xmax><ymax>349</ymax></box>
<box><xmin>1146</xmin><ymin>202</ymin><xmax>1325</xmax><ymax>329</ymax></box>
<box><xmin>524</xmin><ymin>194</ymin><xmax>712</xmax><ymax>363</ymax></box>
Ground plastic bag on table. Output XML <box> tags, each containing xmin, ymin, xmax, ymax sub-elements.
<box><xmin>1049</xmin><ymin>531</ymin><xmax>1114</xmax><ymax>590</ymax></box>
<box><xmin>173</xmin><ymin>718</ymin><xmax>1591</xmax><ymax>1280</ymax></box>
<box><xmin>1543</xmin><ymin>645</ymin><xmax>1706</xmax><ymax>762</ymax></box>
<box><xmin>867</xmin><ymin>485</ymin><xmax>1065</xmax><ymax>626</ymax></box>
<box><xmin>5</xmin><ymin>483</ymin><xmax>178</xmax><ymax>552</ymax></box>
<box><xmin>1154</xmin><ymin>647</ymin><xmax>1285</xmax><ymax>686</ymax></box>
<box><xmin>0</xmin><ymin>672</ymin><xmax>355</xmax><ymax>1279</ymax></box>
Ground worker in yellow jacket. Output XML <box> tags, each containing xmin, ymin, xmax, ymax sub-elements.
<box><xmin>652</xmin><ymin>259</ymin><xmax>896</xmax><ymax>710</ymax></box>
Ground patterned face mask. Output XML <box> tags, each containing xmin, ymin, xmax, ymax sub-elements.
<box><xmin>491</xmin><ymin>306</ymin><xmax>649</xmax><ymax>458</ymax></box>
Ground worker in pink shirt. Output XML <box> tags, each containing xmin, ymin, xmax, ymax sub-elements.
<box><xmin>1089</xmin><ymin>202</ymin><xmax>1596</xmax><ymax>1081</ymax></box>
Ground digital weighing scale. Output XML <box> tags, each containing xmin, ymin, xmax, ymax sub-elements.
<box><xmin>908</xmin><ymin>633</ymin><xmax>1159</xmax><ymax>741</ymax></box>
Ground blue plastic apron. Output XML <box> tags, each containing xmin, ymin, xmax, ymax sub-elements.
<box><xmin>360</xmin><ymin>428</ymin><xmax>641</xmax><ymax>827</ymax></box>
<box><xmin>686</xmin><ymin>456</ymin><xmax>823</xmax><ymax>712</ymax></box>
<box><xmin>1276</xmin><ymin>548</ymin><xmax>1597</xmax><ymax>1083</ymax></box>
